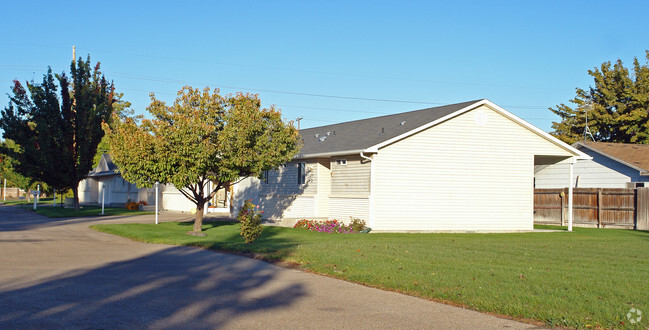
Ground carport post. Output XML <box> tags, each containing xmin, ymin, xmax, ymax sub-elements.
<box><xmin>155</xmin><ymin>182</ymin><xmax>159</xmax><ymax>225</ymax></box>
<box><xmin>101</xmin><ymin>185</ymin><xmax>105</xmax><ymax>215</ymax></box>
<box><xmin>568</xmin><ymin>157</ymin><xmax>575</xmax><ymax>232</ymax></box>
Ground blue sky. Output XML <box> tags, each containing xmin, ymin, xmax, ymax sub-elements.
<box><xmin>1</xmin><ymin>0</ymin><xmax>648</xmax><ymax>132</ymax></box>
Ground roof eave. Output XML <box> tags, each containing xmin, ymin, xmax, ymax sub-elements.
<box><xmin>295</xmin><ymin>149</ymin><xmax>376</xmax><ymax>159</ymax></box>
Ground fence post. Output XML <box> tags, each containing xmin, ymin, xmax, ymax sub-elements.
<box><xmin>637</xmin><ymin>188</ymin><xmax>649</xmax><ymax>230</ymax></box>
<box><xmin>597</xmin><ymin>189</ymin><xmax>602</xmax><ymax>228</ymax></box>
<box><xmin>560</xmin><ymin>188</ymin><xmax>566</xmax><ymax>226</ymax></box>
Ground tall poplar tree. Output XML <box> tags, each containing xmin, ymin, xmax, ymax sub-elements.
<box><xmin>550</xmin><ymin>50</ymin><xmax>649</xmax><ymax>144</ymax></box>
<box><xmin>0</xmin><ymin>56</ymin><xmax>114</xmax><ymax>209</ymax></box>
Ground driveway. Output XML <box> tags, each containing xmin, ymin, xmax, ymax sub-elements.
<box><xmin>0</xmin><ymin>204</ymin><xmax>538</xmax><ymax>329</ymax></box>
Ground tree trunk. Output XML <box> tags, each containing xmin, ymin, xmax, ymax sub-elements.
<box><xmin>73</xmin><ymin>181</ymin><xmax>80</xmax><ymax>211</ymax></box>
<box><xmin>193</xmin><ymin>202</ymin><xmax>205</xmax><ymax>232</ymax></box>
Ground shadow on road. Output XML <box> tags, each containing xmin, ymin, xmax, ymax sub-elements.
<box><xmin>0</xmin><ymin>247</ymin><xmax>306</xmax><ymax>328</ymax></box>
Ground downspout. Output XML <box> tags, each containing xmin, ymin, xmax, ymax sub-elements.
<box><xmin>360</xmin><ymin>152</ymin><xmax>375</xmax><ymax>229</ymax></box>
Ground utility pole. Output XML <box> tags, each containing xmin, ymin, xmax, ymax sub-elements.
<box><xmin>72</xmin><ymin>45</ymin><xmax>76</xmax><ymax>62</ymax></box>
<box><xmin>296</xmin><ymin>117</ymin><xmax>303</xmax><ymax>130</ymax></box>
<box><xmin>583</xmin><ymin>101</ymin><xmax>595</xmax><ymax>142</ymax></box>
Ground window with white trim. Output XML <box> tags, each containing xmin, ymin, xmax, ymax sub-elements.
<box><xmin>335</xmin><ymin>159</ymin><xmax>347</xmax><ymax>165</ymax></box>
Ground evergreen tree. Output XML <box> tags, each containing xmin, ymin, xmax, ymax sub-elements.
<box><xmin>0</xmin><ymin>56</ymin><xmax>114</xmax><ymax>209</ymax></box>
<box><xmin>550</xmin><ymin>50</ymin><xmax>649</xmax><ymax>144</ymax></box>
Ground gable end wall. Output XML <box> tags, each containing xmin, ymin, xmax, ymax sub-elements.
<box><xmin>372</xmin><ymin>105</ymin><xmax>573</xmax><ymax>231</ymax></box>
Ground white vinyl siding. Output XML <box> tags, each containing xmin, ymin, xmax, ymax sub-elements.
<box><xmin>331</xmin><ymin>155</ymin><xmax>370</xmax><ymax>197</ymax></box>
<box><xmin>260</xmin><ymin>160</ymin><xmax>317</xmax><ymax>196</ymax></box>
<box><xmin>316</xmin><ymin>158</ymin><xmax>331</xmax><ymax>218</ymax></box>
<box><xmin>372</xmin><ymin>105</ymin><xmax>573</xmax><ymax>232</ymax></box>
<box><xmin>329</xmin><ymin>197</ymin><xmax>369</xmax><ymax>222</ymax></box>
<box><xmin>242</xmin><ymin>160</ymin><xmax>319</xmax><ymax>220</ymax></box>
<box><xmin>534</xmin><ymin>150</ymin><xmax>648</xmax><ymax>188</ymax></box>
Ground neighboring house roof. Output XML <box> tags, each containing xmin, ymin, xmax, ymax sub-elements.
<box><xmin>297</xmin><ymin>99</ymin><xmax>589</xmax><ymax>159</ymax></box>
<box><xmin>87</xmin><ymin>154</ymin><xmax>119</xmax><ymax>177</ymax></box>
<box><xmin>576</xmin><ymin>141</ymin><xmax>649</xmax><ymax>176</ymax></box>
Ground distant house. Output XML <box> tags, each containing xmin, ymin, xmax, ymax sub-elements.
<box><xmin>534</xmin><ymin>141</ymin><xmax>649</xmax><ymax>189</ymax></box>
<box><xmin>236</xmin><ymin>99</ymin><xmax>589</xmax><ymax>232</ymax></box>
<box><xmin>80</xmin><ymin>154</ymin><xmax>234</xmax><ymax>214</ymax></box>
<box><xmin>79</xmin><ymin>154</ymin><xmax>151</xmax><ymax>207</ymax></box>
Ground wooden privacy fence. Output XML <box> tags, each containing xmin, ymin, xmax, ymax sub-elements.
<box><xmin>534</xmin><ymin>188</ymin><xmax>649</xmax><ymax>230</ymax></box>
<box><xmin>1</xmin><ymin>187</ymin><xmax>24</xmax><ymax>199</ymax></box>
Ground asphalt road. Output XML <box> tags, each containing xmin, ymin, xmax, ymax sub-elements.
<box><xmin>0</xmin><ymin>204</ymin><xmax>539</xmax><ymax>329</ymax></box>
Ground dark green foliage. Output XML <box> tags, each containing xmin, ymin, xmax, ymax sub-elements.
<box><xmin>0</xmin><ymin>56</ymin><xmax>114</xmax><ymax>209</ymax></box>
<box><xmin>237</xmin><ymin>200</ymin><xmax>263</xmax><ymax>243</ymax></box>
<box><xmin>550</xmin><ymin>50</ymin><xmax>649</xmax><ymax>144</ymax></box>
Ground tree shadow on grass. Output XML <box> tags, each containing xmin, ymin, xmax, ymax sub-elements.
<box><xmin>175</xmin><ymin>221</ymin><xmax>302</xmax><ymax>261</ymax></box>
<box><xmin>0</xmin><ymin>246</ymin><xmax>306</xmax><ymax>328</ymax></box>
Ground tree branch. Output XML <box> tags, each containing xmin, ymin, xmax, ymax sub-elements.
<box><xmin>178</xmin><ymin>187</ymin><xmax>198</xmax><ymax>204</ymax></box>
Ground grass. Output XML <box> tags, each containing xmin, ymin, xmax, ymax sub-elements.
<box><xmin>91</xmin><ymin>222</ymin><xmax>649</xmax><ymax>328</ymax></box>
<box><xmin>1</xmin><ymin>201</ymin><xmax>152</xmax><ymax>218</ymax></box>
<box><xmin>32</xmin><ymin>205</ymin><xmax>153</xmax><ymax>218</ymax></box>
<box><xmin>1</xmin><ymin>197</ymin><xmax>56</xmax><ymax>206</ymax></box>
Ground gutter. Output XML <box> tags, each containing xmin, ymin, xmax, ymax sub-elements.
<box><xmin>296</xmin><ymin>149</ymin><xmax>373</xmax><ymax>159</ymax></box>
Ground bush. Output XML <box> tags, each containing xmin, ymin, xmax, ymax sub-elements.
<box><xmin>237</xmin><ymin>200</ymin><xmax>263</xmax><ymax>243</ymax></box>
<box><xmin>349</xmin><ymin>217</ymin><xmax>366</xmax><ymax>232</ymax></box>
<box><xmin>125</xmin><ymin>201</ymin><xmax>139</xmax><ymax>210</ymax></box>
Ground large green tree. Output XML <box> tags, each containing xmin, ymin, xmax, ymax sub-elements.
<box><xmin>0</xmin><ymin>139</ymin><xmax>35</xmax><ymax>201</ymax></box>
<box><xmin>104</xmin><ymin>86</ymin><xmax>301</xmax><ymax>233</ymax></box>
<box><xmin>550</xmin><ymin>50</ymin><xmax>649</xmax><ymax>144</ymax></box>
<box><xmin>0</xmin><ymin>56</ymin><xmax>114</xmax><ymax>209</ymax></box>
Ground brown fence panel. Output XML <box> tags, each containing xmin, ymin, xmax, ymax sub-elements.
<box><xmin>534</xmin><ymin>189</ymin><xmax>562</xmax><ymax>225</ymax></box>
<box><xmin>600</xmin><ymin>189</ymin><xmax>635</xmax><ymax>228</ymax></box>
<box><xmin>534</xmin><ymin>188</ymin><xmax>639</xmax><ymax>229</ymax></box>
<box><xmin>637</xmin><ymin>188</ymin><xmax>649</xmax><ymax>230</ymax></box>
<box><xmin>570</xmin><ymin>188</ymin><xmax>598</xmax><ymax>225</ymax></box>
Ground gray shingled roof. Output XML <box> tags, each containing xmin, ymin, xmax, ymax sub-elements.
<box><xmin>88</xmin><ymin>154</ymin><xmax>119</xmax><ymax>177</ymax></box>
<box><xmin>297</xmin><ymin>99</ymin><xmax>483</xmax><ymax>158</ymax></box>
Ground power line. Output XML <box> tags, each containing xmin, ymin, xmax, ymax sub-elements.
<box><xmin>2</xmin><ymin>64</ymin><xmax>560</xmax><ymax>111</ymax></box>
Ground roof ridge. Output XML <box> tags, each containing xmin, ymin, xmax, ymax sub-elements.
<box><xmin>299</xmin><ymin>99</ymin><xmax>484</xmax><ymax>132</ymax></box>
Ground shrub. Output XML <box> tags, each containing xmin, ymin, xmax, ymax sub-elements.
<box><xmin>125</xmin><ymin>201</ymin><xmax>139</xmax><ymax>210</ymax></box>
<box><xmin>349</xmin><ymin>217</ymin><xmax>366</xmax><ymax>232</ymax></box>
<box><xmin>237</xmin><ymin>200</ymin><xmax>263</xmax><ymax>243</ymax></box>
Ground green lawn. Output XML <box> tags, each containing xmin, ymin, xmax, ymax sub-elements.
<box><xmin>91</xmin><ymin>222</ymin><xmax>649</xmax><ymax>328</ymax></box>
<box><xmin>7</xmin><ymin>204</ymin><xmax>152</xmax><ymax>218</ymax></box>
<box><xmin>1</xmin><ymin>197</ymin><xmax>56</xmax><ymax>206</ymax></box>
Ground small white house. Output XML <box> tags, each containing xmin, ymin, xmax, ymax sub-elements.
<box><xmin>79</xmin><ymin>154</ymin><xmax>148</xmax><ymax>206</ymax></box>
<box><xmin>534</xmin><ymin>141</ymin><xmax>649</xmax><ymax>188</ymax></box>
<box><xmin>238</xmin><ymin>99</ymin><xmax>589</xmax><ymax>232</ymax></box>
<box><xmin>80</xmin><ymin>154</ymin><xmax>235</xmax><ymax>214</ymax></box>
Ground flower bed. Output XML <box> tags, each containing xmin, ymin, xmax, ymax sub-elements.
<box><xmin>293</xmin><ymin>219</ymin><xmax>362</xmax><ymax>233</ymax></box>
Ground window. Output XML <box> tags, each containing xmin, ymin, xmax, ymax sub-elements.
<box><xmin>263</xmin><ymin>170</ymin><xmax>270</xmax><ymax>184</ymax></box>
<box><xmin>335</xmin><ymin>159</ymin><xmax>347</xmax><ymax>165</ymax></box>
<box><xmin>297</xmin><ymin>162</ymin><xmax>306</xmax><ymax>185</ymax></box>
